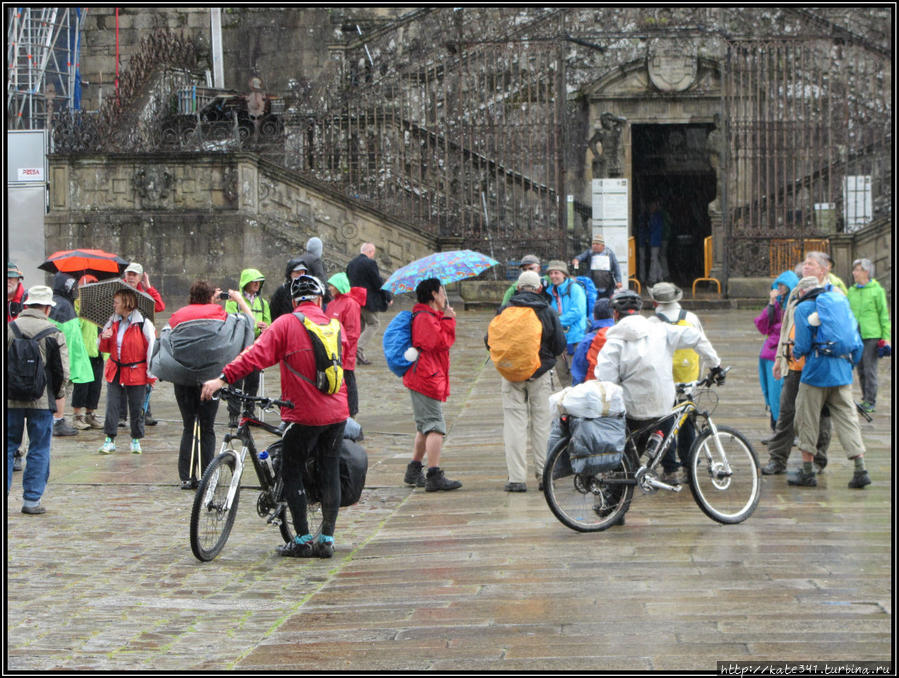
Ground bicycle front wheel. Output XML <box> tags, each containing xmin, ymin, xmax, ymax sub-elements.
<box><xmin>190</xmin><ymin>452</ymin><xmax>241</xmax><ymax>561</ymax></box>
<box><xmin>543</xmin><ymin>438</ymin><xmax>635</xmax><ymax>533</ymax></box>
<box><xmin>688</xmin><ymin>425</ymin><xmax>760</xmax><ymax>524</ymax></box>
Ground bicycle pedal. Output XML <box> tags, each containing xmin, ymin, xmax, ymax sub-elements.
<box><xmin>647</xmin><ymin>478</ymin><xmax>683</xmax><ymax>492</ymax></box>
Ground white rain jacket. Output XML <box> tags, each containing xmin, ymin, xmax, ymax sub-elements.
<box><xmin>594</xmin><ymin>313</ymin><xmax>720</xmax><ymax>419</ymax></box>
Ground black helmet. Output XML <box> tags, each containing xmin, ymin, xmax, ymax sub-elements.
<box><xmin>290</xmin><ymin>274</ymin><xmax>325</xmax><ymax>302</ymax></box>
<box><xmin>610</xmin><ymin>289</ymin><xmax>643</xmax><ymax>314</ymax></box>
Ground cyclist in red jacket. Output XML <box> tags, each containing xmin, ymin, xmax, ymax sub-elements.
<box><xmin>201</xmin><ymin>275</ymin><xmax>348</xmax><ymax>558</ymax></box>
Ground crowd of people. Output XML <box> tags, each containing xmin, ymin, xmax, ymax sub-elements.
<box><xmin>7</xmin><ymin>241</ymin><xmax>889</xmax><ymax>556</ymax></box>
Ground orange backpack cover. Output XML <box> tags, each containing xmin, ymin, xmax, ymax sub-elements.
<box><xmin>488</xmin><ymin>306</ymin><xmax>543</xmax><ymax>382</ymax></box>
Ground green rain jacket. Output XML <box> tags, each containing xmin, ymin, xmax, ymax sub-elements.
<box><xmin>847</xmin><ymin>278</ymin><xmax>891</xmax><ymax>341</ymax></box>
<box><xmin>225</xmin><ymin>268</ymin><xmax>271</xmax><ymax>338</ymax></box>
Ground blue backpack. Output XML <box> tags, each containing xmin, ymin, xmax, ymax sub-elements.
<box><xmin>575</xmin><ymin>276</ymin><xmax>597</xmax><ymax>321</ymax></box>
<box><xmin>382</xmin><ymin>311</ymin><xmax>421</xmax><ymax>377</ymax></box>
<box><xmin>812</xmin><ymin>290</ymin><xmax>862</xmax><ymax>361</ymax></box>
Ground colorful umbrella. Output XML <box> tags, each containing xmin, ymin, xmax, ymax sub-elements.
<box><xmin>381</xmin><ymin>250</ymin><xmax>499</xmax><ymax>295</ymax></box>
<box><xmin>39</xmin><ymin>249</ymin><xmax>129</xmax><ymax>280</ymax></box>
<box><xmin>78</xmin><ymin>279</ymin><xmax>156</xmax><ymax>327</ymax></box>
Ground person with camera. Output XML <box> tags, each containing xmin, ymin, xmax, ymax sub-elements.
<box><xmin>156</xmin><ymin>281</ymin><xmax>253</xmax><ymax>489</ymax></box>
<box><xmin>201</xmin><ymin>275</ymin><xmax>349</xmax><ymax>558</ymax></box>
<box><xmin>224</xmin><ymin>268</ymin><xmax>271</xmax><ymax>426</ymax></box>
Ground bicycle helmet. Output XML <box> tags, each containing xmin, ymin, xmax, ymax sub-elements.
<box><xmin>610</xmin><ymin>289</ymin><xmax>643</xmax><ymax>314</ymax></box>
<box><xmin>290</xmin><ymin>274</ymin><xmax>325</xmax><ymax>302</ymax></box>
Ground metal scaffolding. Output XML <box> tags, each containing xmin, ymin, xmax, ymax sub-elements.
<box><xmin>7</xmin><ymin>7</ymin><xmax>87</xmax><ymax>130</ymax></box>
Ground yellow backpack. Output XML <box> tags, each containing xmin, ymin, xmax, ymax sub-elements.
<box><xmin>289</xmin><ymin>312</ymin><xmax>344</xmax><ymax>394</ymax></box>
<box><xmin>487</xmin><ymin>306</ymin><xmax>543</xmax><ymax>382</ymax></box>
<box><xmin>656</xmin><ymin>309</ymin><xmax>700</xmax><ymax>383</ymax></box>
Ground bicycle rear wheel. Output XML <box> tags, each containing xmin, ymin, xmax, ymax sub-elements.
<box><xmin>543</xmin><ymin>437</ymin><xmax>635</xmax><ymax>533</ymax></box>
<box><xmin>688</xmin><ymin>425</ymin><xmax>760</xmax><ymax>524</ymax></box>
<box><xmin>190</xmin><ymin>452</ymin><xmax>241</xmax><ymax>561</ymax></box>
<box><xmin>269</xmin><ymin>442</ymin><xmax>321</xmax><ymax>543</ymax></box>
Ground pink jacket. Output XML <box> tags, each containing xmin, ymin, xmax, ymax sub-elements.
<box><xmin>754</xmin><ymin>302</ymin><xmax>784</xmax><ymax>361</ymax></box>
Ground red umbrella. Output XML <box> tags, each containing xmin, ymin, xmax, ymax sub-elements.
<box><xmin>39</xmin><ymin>249</ymin><xmax>129</xmax><ymax>280</ymax></box>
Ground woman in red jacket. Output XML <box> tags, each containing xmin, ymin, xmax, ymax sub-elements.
<box><xmin>325</xmin><ymin>272</ymin><xmax>365</xmax><ymax>417</ymax></box>
<box><xmin>402</xmin><ymin>278</ymin><xmax>462</xmax><ymax>492</ymax></box>
<box><xmin>97</xmin><ymin>288</ymin><xmax>156</xmax><ymax>455</ymax></box>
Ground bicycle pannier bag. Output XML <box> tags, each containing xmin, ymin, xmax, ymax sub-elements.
<box><xmin>568</xmin><ymin>414</ymin><xmax>626</xmax><ymax>474</ymax></box>
<box><xmin>656</xmin><ymin>309</ymin><xmax>700</xmax><ymax>382</ymax></box>
<box><xmin>291</xmin><ymin>312</ymin><xmax>344</xmax><ymax>394</ymax></box>
<box><xmin>7</xmin><ymin>324</ymin><xmax>57</xmax><ymax>401</ymax></box>
<box><xmin>487</xmin><ymin>306</ymin><xmax>542</xmax><ymax>382</ymax></box>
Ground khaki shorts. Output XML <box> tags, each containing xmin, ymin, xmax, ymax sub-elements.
<box><xmin>409</xmin><ymin>389</ymin><xmax>446</xmax><ymax>436</ymax></box>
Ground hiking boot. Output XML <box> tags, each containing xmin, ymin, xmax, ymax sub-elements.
<box><xmin>787</xmin><ymin>468</ymin><xmax>817</xmax><ymax>487</ymax></box>
<box><xmin>72</xmin><ymin>414</ymin><xmax>90</xmax><ymax>430</ymax></box>
<box><xmin>53</xmin><ymin>419</ymin><xmax>78</xmax><ymax>437</ymax></box>
<box><xmin>180</xmin><ymin>480</ymin><xmax>198</xmax><ymax>491</ymax></box>
<box><xmin>404</xmin><ymin>460</ymin><xmax>426</xmax><ymax>487</ymax></box>
<box><xmin>503</xmin><ymin>482</ymin><xmax>527</xmax><ymax>492</ymax></box>
<box><xmin>98</xmin><ymin>438</ymin><xmax>116</xmax><ymax>455</ymax></box>
<box><xmin>425</xmin><ymin>467</ymin><xmax>462</xmax><ymax>492</ymax></box>
<box><xmin>144</xmin><ymin>414</ymin><xmax>158</xmax><ymax>426</ymax></box>
<box><xmin>130</xmin><ymin>439</ymin><xmax>142</xmax><ymax>454</ymax></box>
<box><xmin>13</xmin><ymin>452</ymin><xmax>23</xmax><ymax>472</ymax></box>
<box><xmin>859</xmin><ymin>401</ymin><xmax>875</xmax><ymax>414</ymax></box>
<box><xmin>278</xmin><ymin>539</ymin><xmax>316</xmax><ymax>558</ymax></box>
<box><xmin>314</xmin><ymin>540</ymin><xmax>335</xmax><ymax>559</ymax></box>
<box><xmin>21</xmin><ymin>504</ymin><xmax>46</xmax><ymax>515</ymax></box>
<box><xmin>813</xmin><ymin>453</ymin><xmax>828</xmax><ymax>473</ymax></box>
<box><xmin>84</xmin><ymin>413</ymin><xmax>104</xmax><ymax>429</ymax></box>
<box><xmin>659</xmin><ymin>469</ymin><xmax>683</xmax><ymax>485</ymax></box>
<box><xmin>537</xmin><ymin>477</ymin><xmax>544</xmax><ymax>492</ymax></box>
<box><xmin>118</xmin><ymin>418</ymin><xmax>128</xmax><ymax>428</ymax></box>
<box><xmin>761</xmin><ymin>460</ymin><xmax>786</xmax><ymax>475</ymax></box>
<box><xmin>356</xmin><ymin>348</ymin><xmax>371</xmax><ymax>366</ymax></box>
<box><xmin>848</xmin><ymin>470</ymin><xmax>871</xmax><ymax>489</ymax></box>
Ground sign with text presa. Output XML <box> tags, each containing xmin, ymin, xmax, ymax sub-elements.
<box><xmin>592</xmin><ymin>178</ymin><xmax>629</xmax><ymax>282</ymax></box>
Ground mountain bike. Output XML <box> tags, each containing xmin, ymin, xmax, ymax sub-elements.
<box><xmin>189</xmin><ymin>387</ymin><xmax>321</xmax><ymax>562</ymax></box>
<box><xmin>543</xmin><ymin>367</ymin><xmax>761</xmax><ymax>532</ymax></box>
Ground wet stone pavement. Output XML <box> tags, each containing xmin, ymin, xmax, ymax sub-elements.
<box><xmin>5</xmin><ymin>307</ymin><xmax>892</xmax><ymax>671</ymax></box>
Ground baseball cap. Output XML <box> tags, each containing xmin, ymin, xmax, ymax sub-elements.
<box><xmin>7</xmin><ymin>261</ymin><xmax>24</xmax><ymax>279</ymax></box>
<box><xmin>519</xmin><ymin>254</ymin><xmax>540</xmax><ymax>268</ymax></box>
<box><xmin>516</xmin><ymin>270</ymin><xmax>542</xmax><ymax>290</ymax></box>
<box><xmin>124</xmin><ymin>262</ymin><xmax>144</xmax><ymax>276</ymax></box>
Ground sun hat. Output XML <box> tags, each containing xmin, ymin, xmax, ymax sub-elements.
<box><xmin>592</xmin><ymin>233</ymin><xmax>605</xmax><ymax>244</ymax></box>
<box><xmin>545</xmin><ymin>260</ymin><xmax>570</xmax><ymax>276</ymax></box>
<box><xmin>23</xmin><ymin>285</ymin><xmax>56</xmax><ymax>307</ymax></box>
<box><xmin>649</xmin><ymin>282</ymin><xmax>683</xmax><ymax>303</ymax></box>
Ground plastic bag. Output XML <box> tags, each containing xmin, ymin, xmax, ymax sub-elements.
<box><xmin>558</xmin><ymin>380</ymin><xmax>625</xmax><ymax>419</ymax></box>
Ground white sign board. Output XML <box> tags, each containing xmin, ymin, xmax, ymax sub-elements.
<box><xmin>842</xmin><ymin>175</ymin><xmax>872</xmax><ymax>233</ymax></box>
<box><xmin>17</xmin><ymin>167</ymin><xmax>44</xmax><ymax>181</ymax></box>
<box><xmin>592</xmin><ymin>178</ymin><xmax>629</xmax><ymax>283</ymax></box>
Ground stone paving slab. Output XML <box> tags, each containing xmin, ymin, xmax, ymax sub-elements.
<box><xmin>5</xmin><ymin>308</ymin><xmax>892</xmax><ymax>671</ymax></box>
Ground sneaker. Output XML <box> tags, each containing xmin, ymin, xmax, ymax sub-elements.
<box><xmin>53</xmin><ymin>418</ymin><xmax>78</xmax><ymax>437</ymax></box>
<box><xmin>787</xmin><ymin>468</ymin><xmax>817</xmax><ymax>487</ymax></box>
<box><xmin>84</xmin><ymin>413</ymin><xmax>104</xmax><ymax>429</ymax></box>
<box><xmin>860</xmin><ymin>401</ymin><xmax>875</xmax><ymax>414</ymax></box>
<box><xmin>21</xmin><ymin>504</ymin><xmax>46</xmax><ymax>515</ymax></box>
<box><xmin>180</xmin><ymin>480</ymin><xmax>198</xmax><ymax>490</ymax></box>
<box><xmin>356</xmin><ymin>348</ymin><xmax>371</xmax><ymax>366</ymax></box>
<box><xmin>98</xmin><ymin>438</ymin><xmax>116</xmax><ymax>455</ymax></box>
<box><xmin>314</xmin><ymin>539</ymin><xmax>335</xmax><ymax>558</ymax></box>
<box><xmin>848</xmin><ymin>470</ymin><xmax>871</xmax><ymax>489</ymax></box>
<box><xmin>404</xmin><ymin>461</ymin><xmax>427</xmax><ymax>488</ymax></box>
<box><xmin>503</xmin><ymin>482</ymin><xmax>527</xmax><ymax>492</ymax></box>
<box><xmin>13</xmin><ymin>452</ymin><xmax>23</xmax><ymax>472</ymax></box>
<box><xmin>425</xmin><ymin>467</ymin><xmax>462</xmax><ymax>492</ymax></box>
<box><xmin>659</xmin><ymin>469</ymin><xmax>683</xmax><ymax>485</ymax></box>
<box><xmin>130</xmin><ymin>439</ymin><xmax>142</xmax><ymax>454</ymax></box>
<box><xmin>72</xmin><ymin>414</ymin><xmax>91</xmax><ymax>430</ymax></box>
<box><xmin>118</xmin><ymin>418</ymin><xmax>128</xmax><ymax>429</ymax></box>
<box><xmin>278</xmin><ymin>539</ymin><xmax>316</xmax><ymax>558</ymax></box>
<box><xmin>537</xmin><ymin>478</ymin><xmax>544</xmax><ymax>492</ymax></box>
<box><xmin>144</xmin><ymin>414</ymin><xmax>158</xmax><ymax>426</ymax></box>
<box><xmin>761</xmin><ymin>460</ymin><xmax>786</xmax><ymax>475</ymax></box>
<box><xmin>813</xmin><ymin>453</ymin><xmax>828</xmax><ymax>473</ymax></box>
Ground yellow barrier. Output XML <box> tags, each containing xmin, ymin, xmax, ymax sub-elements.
<box><xmin>769</xmin><ymin>239</ymin><xmax>829</xmax><ymax>276</ymax></box>
<box><xmin>627</xmin><ymin>236</ymin><xmax>641</xmax><ymax>294</ymax></box>
<box><xmin>692</xmin><ymin>236</ymin><xmax>721</xmax><ymax>297</ymax></box>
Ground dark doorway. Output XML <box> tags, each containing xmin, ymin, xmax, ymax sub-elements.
<box><xmin>631</xmin><ymin>124</ymin><xmax>716</xmax><ymax>289</ymax></box>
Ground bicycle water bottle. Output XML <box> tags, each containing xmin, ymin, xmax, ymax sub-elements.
<box><xmin>258</xmin><ymin>449</ymin><xmax>275</xmax><ymax>485</ymax></box>
<box><xmin>645</xmin><ymin>430</ymin><xmax>665</xmax><ymax>459</ymax></box>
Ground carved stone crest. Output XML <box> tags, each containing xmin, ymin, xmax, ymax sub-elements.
<box><xmin>647</xmin><ymin>38</ymin><xmax>698</xmax><ymax>92</ymax></box>
<box><xmin>133</xmin><ymin>167</ymin><xmax>173</xmax><ymax>204</ymax></box>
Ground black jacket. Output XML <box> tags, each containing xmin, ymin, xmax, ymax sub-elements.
<box><xmin>269</xmin><ymin>255</ymin><xmax>328</xmax><ymax>321</ymax></box>
<box><xmin>346</xmin><ymin>253</ymin><xmax>392</xmax><ymax>312</ymax></box>
<box><xmin>487</xmin><ymin>290</ymin><xmax>567</xmax><ymax>379</ymax></box>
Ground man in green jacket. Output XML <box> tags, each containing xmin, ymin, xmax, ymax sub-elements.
<box><xmin>847</xmin><ymin>258</ymin><xmax>891</xmax><ymax>413</ymax></box>
<box><xmin>225</xmin><ymin>268</ymin><xmax>271</xmax><ymax>424</ymax></box>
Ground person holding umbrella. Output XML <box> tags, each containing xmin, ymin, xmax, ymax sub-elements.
<box><xmin>97</xmin><ymin>287</ymin><xmax>156</xmax><ymax>455</ymax></box>
<box><xmin>122</xmin><ymin>262</ymin><xmax>164</xmax><ymax>427</ymax></box>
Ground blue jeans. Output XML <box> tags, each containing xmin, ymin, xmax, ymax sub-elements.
<box><xmin>7</xmin><ymin>408</ymin><xmax>53</xmax><ymax>504</ymax></box>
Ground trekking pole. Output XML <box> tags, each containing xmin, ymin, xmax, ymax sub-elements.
<box><xmin>258</xmin><ymin>369</ymin><xmax>266</xmax><ymax>423</ymax></box>
<box><xmin>190</xmin><ymin>419</ymin><xmax>202</xmax><ymax>483</ymax></box>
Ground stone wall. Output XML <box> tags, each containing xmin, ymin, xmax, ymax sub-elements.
<box><xmin>830</xmin><ymin>219</ymin><xmax>892</xmax><ymax>301</ymax></box>
<box><xmin>46</xmin><ymin>152</ymin><xmax>436</xmax><ymax>301</ymax></box>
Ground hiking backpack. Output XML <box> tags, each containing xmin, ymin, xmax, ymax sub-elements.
<box><xmin>487</xmin><ymin>305</ymin><xmax>543</xmax><ymax>382</ymax></box>
<box><xmin>382</xmin><ymin>310</ymin><xmax>421</xmax><ymax>377</ymax></box>
<box><xmin>289</xmin><ymin>312</ymin><xmax>344</xmax><ymax>394</ymax></box>
<box><xmin>7</xmin><ymin>323</ymin><xmax>58</xmax><ymax>401</ymax></box>
<box><xmin>655</xmin><ymin>309</ymin><xmax>701</xmax><ymax>383</ymax></box>
<box><xmin>575</xmin><ymin>276</ymin><xmax>598</xmax><ymax>321</ymax></box>
<box><xmin>810</xmin><ymin>290</ymin><xmax>862</xmax><ymax>360</ymax></box>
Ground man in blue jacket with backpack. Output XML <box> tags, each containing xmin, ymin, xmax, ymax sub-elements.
<box><xmin>789</xmin><ymin>280</ymin><xmax>870</xmax><ymax>489</ymax></box>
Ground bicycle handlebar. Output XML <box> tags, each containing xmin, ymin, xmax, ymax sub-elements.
<box><xmin>216</xmin><ymin>386</ymin><xmax>294</xmax><ymax>411</ymax></box>
<box><xmin>676</xmin><ymin>366</ymin><xmax>732</xmax><ymax>394</ymax></box>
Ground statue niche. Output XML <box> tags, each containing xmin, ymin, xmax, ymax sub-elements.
<box><xmin>588</xmin><ymin>112</ymin><xmax>627</xmax><ymax>179</ymax></box>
